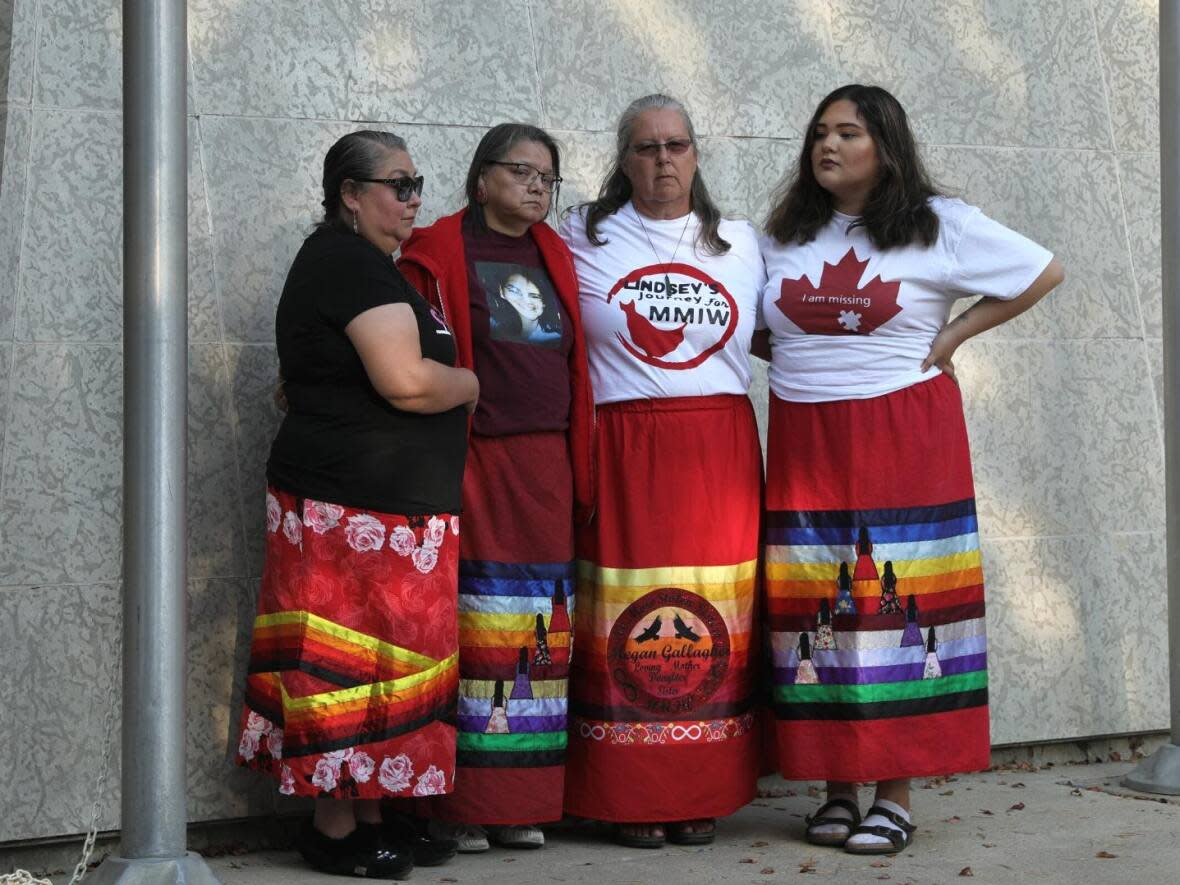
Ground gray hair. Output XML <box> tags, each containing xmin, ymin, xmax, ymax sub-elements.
<box><xmin>580</xmin><ymin>93</ymin><xmax>730</xmax><ymax>255</ymax></box>
<box><xmin>319</xmin><ymin>130</ymin><xmax>409</xmax><ymax>230</ymax></box>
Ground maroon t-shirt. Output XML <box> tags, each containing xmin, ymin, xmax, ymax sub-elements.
<box><xmin>462</xmin><ymin>218</ymin><xmax>573</xmax><ymax>436</ymax></box>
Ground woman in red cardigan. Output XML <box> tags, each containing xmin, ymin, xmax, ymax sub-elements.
<box><xmin>398</xmin><ymin>123</ymin><xmax>594</xmax><ymax>852</ymax></box>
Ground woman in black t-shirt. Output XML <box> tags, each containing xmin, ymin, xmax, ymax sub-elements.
<box><xmin>235</xmin><ymin>130</ymin><xmax>478</xmax><ymax>880</ymax></box>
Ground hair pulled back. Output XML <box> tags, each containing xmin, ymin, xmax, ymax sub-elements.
<box><xmin>465</xmin><ymin>123</ymin><xmax>562</xmax><ymax>230</ymax></box>
<box><xmin>580</xmin><ymin>93</ymin><xmax>730</xmax><ymax>256</ymax></box>
<box><xmin>319</xmin><ymin>130</ymin><xmax>409</xmax><ymax>231</ymax></box>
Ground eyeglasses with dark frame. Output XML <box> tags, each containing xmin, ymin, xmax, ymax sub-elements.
<box><xmin>486</xmin><ymin>161</ymin><xmax>563</xmax><ymax>192</ymax></box>
<box><xmin>355</xmin><ymin>175</ymin><xmax>424</xmax><ymax>202</ymax></box>
<box><xmin>630</xmin><ymin>138</ymin><xmax>694</xmax><ymax>158</ymax></box>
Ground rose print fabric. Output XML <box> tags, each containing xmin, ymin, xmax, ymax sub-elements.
<box><xmin>237</xmin><ymin>487</ymin><xmax>460</xmax><ymax>799</ymax></box>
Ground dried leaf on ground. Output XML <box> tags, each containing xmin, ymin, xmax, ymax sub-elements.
<box><xmin>1096</xmin><ymin>851</ymin><xmax>1118</xmax><ymax>859</ymax></box>
<box><xmin>1008</xmin><ymin>802</ymin><xmax>1026</xmax><ymax>811</ymax></box>
<box><xmin>739</xmin><ymin>858</ymin><xmax>755</xmax><ymax>864</ymax></box>
<box><xmin>757</xmin><ymin>785</ymin><xmax>794</xmax><ymax>798</ymax></box>
<box><xmin>870</xmin><ymin>860</ymin><xmax>891</xmax><ymax>868</ymax></box>
<box><xmin>959</xmin><ymin>867</ymin><xmax>974</xmax><ymax>877</ymax></box>
<box><xmin>760</xmin><ymin>868</ymin><xmax>775</xmax><ymax>874</ymax></box>
<box><xmin>799</xmin><ymin>858</ymin><xmax>817</xmax><ymax>873</ymax></box>
<box><xmin>943</xmin><ymin>815</ymin><xmax>961</xmax><ymax>823</ymax></box>
<box><xmin>1011</xmin><ymin>782</ymin><xmax>1025</xmax><ymax>788</ymax></box>
<box><xmin>979</xmin><ymin>809</ymin><xmax>994</xmax><ymax>815</ymax></box>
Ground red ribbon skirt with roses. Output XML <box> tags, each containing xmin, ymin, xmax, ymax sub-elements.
<box><xmin>235</xmin><ymin>487</ymin><xmax>460</xmax><ymax>799</ymax></box>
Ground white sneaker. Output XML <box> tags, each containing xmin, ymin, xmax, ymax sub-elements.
<box><xmin>428</xmin><ymin>820</ymin><xmax>490</xmax><ymax>853</ymax></box>
<box><xmin>490</xmin><ymin>824</ymin><xmax>545</xmax><ymax>849</ymax></box>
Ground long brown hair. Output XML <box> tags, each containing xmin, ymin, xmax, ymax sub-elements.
<box><xmin>764</xmin><ymin>85</ymin><xmax>941</xmax><ymax>249</ymax></box>
<box><xmin>579</xmin><ymin>94</ymin><xmax>730</xmax><ymax>256</ymax></box>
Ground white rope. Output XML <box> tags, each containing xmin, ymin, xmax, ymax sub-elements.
<box><xmin>5</xmin><ymin>633</ymin><xmax>122</xmax><ymax>885</ymax></box>
<box><xmin>0</xmin><ymin>872</ymin><xmax>55</xmax><ymax>885</ymax></box>
<box><xmin>66</xmin><ymin>627</ymin><xmax>122</xmax><ymax>885</ymax></box>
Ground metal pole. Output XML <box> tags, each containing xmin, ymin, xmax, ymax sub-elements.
<box><xmin>1125</xmin><ymin>0</ymin><xmax>1180</xmax><ymax>795</ymax></box>
<box><xmin>90</xmin><ymin>0</ymin><xmax>223</xmax><ymax>878</ymax></box>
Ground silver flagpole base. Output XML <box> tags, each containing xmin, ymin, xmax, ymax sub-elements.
<box><xmin>86</xmin><ymin>853</ymin><xmax>222</xmax><ymax>885</ymax></box>
<box><xmin>1122</xmin><ymin>743</ymin><xmax>1180</xmax><ymax>795</ymax></box>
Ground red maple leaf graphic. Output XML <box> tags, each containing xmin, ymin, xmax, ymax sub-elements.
<box><xmin>775</xmin><ymin>247</ymin><xmax>901</xmax><ymax>335</ymax></box>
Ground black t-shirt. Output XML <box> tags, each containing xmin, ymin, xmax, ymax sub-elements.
<box><xmin>267</xmin><ymin>227</ymin><xmax>467</xmax><ymax>514</ymax></box>
<box><xmin>462</xmin><ymin>219</ymin><xmax>572</xmax><ymax>436</ymax></box>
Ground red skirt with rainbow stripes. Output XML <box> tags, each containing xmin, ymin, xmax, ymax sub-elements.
<box><xmin>426</xmin><ymin>430</ymin><xmax>574</xmax><ymax>825</ymax></box>
<box><xmin>766</xmin><ymin>374</ymin><xmax>990</xmax><ymax>782</ymax></box>
<box><xmin>565</xmin><ymin>394</ymin><xmax>763</xmax><ymax>823</ymax></box>
<box><xmin>236</xmin><ymin>488</ymin><xmax>460</xmax><ymax>799</ymax></box>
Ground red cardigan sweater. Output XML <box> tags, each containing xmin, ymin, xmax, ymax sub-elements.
<box><xmin>398</xmin><ymin>208</ymin><xmax>596</xmax><ymax>525</ymax></box>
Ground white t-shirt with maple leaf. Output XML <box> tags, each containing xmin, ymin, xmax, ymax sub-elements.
<box><xmin>760</xmin><ymin>196</ymin><xmax>1053</xmax><ymax>403</ymax></box>
<box><xmin>560</xmin><ymin>202</ymin><xmax>767</xmax><ymax>405</ymax></box>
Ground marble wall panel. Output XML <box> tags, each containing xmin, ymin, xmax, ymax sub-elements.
<box><xmin>0</xmin><ymin>344</ymin><xmax>122</xmax><ymax>585</ymax></box>
<box><xmin>0</xmin><ymin>581</ymin><xmax>122</xmax><ymax>842</ymax></box>
<box><xmin>960</xmin><ymin>339</ymin><xmax>1162</xmax><ymax>540</ymax></box>
<box><xmin>1118</xmin><ymin>151</ymin><xmax>1161</xmax><ymax>339</ymax></box>
<box><xmin>0</xmin><ymin>342</ymin><xmax>10</xmax><ymax>451</ymax></box>
<box><xmin>18</xmin><ymin>110</ymin><xmax>122</xmax><ymax>341</ymax></box>
<box><xmin>190</xmin><ymin>0</ymin><xmax>540</xmax><ymax>126</ymax></box>
<box><xmin>925</xmin><ymin>145</ymin><xmax>1137</xmax><ymax>341</ymax></box>
<box><xmin>225</xmin><ymin>343</ymin><xmax>282</xmax><ymax>578</ymax></box>
<box><xmin>1147</xmin><ymin>337</ymin><xmax>1163</xmax><ymax>444</ymax></box>
<box><xmin>1</xmin><ymin>0</ymin><xmax>36</xmax><ymax>104</ymax></box>
<box><xmin>202</xmin><ymin>116</ymin><xmax>483</xmax><ymax>344</ymax></box>
<box><xmin>697</xmin><ymin>135</ymin><xmax>797</xmax><ymax>227</ymax></box>
<box><xmin>984</xmin><ymin>531</ymin><xmax>1167</xmax><ymax>746</ymax></box>
<box><xmin>17</xmin><ymin>111</ymin><xmax>222</xmax><ymax>343</ymax></box>
<box><xmin>189</xmin><ymin>344</ymin><xmax>246</xmax><ymax>579</ymax></box>
<box><xmin>34</xmin><ymin>0</ymin><xmax>121</xmax><ymax>111</ymax></box>
<box><xmin>188</xmin><ymin>119</ymin><xmax>222</xmax><ymax>344</ymax></box>
<box><xmin>829</xmin><ymin>0</ymin><xmax>1109</xmax><ymax>149</ymax></box>
<box><xmin>549</xmin><ymin>128</ymin><xmax>613</xmax><ymax>215</ymax></box>
<box><xmin>535</xmin><ymin>0</ymin><xmax>832</xmax><ymax>137</ymax></box>
<box><xmin>188</xmin><ymin>577</ymin><xmax>275</xmax><ymax>822</ymax></box>
<box><xmin>1093</xmin><ymin>0</ymin><xmax>1159</xmax><ymax>152</ymax></box>
<box><xmin>0</xmin><ymin>104</ymin><xmax>29</xmax><ymax>341</ymax></box>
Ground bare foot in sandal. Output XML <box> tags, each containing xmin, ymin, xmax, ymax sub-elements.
<box><xmin>614</xmin><ymin>822</ymin><xmax>665</xmax><ymax>848</ymax></box>
<box><xmin>667</xmin><ymin>818</ymin><xmax>715</xmax><ymax>845</ymax></box>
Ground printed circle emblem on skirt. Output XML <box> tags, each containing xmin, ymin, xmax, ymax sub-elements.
<box><xmin>607</xmin><ymin>587</ymin><xmax>729</xmax><ymax>716</ymax></box>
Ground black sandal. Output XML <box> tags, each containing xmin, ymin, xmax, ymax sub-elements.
<box><xmin>842</xmin><ymin>804</ymin><xmax>916</xmax><ymax>855</ymax></box>
<box><xmin>804</xmin><ymin>797</ymin><xmax>862</xmax><ymax>846</ymax></box>
<box><xmin>298</xmin><ymin>822</ymin><xmax>414</xmax><ymax>879</ymax></box>
<box><xmin>667</xmin><ymin>818</ymin><xmax>715</xmax><ymax>846</ymax></box>
<box><xmin>613</xmin><ymin>823</ymin><xmax>666</xmax><ymax>849</ymax></box>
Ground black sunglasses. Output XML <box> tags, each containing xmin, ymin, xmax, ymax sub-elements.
<box><xmin>355</xmin><ymin>175</ymin><xmax>424</xmax><ymax>202</ymax></box>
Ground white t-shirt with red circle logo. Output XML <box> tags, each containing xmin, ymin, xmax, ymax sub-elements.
<box><xmin>560</xmin><ymin>203</ymin><xmax>767</xmax><ymax>405</ymax></box>
<box><xmin>760</xmin><ymin>196</ymin><xmax>1053</xmax><ymax>403</ymax></box>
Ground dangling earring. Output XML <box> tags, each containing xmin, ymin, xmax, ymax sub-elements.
<box><xmin>352</xmin><ymin>210</ymin><xmax>358</xmax><ymax>234</ymax></box>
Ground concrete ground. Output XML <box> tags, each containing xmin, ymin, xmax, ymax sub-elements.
<box><xmin>201</xmin><ymin>760</ymin><xmax>1180</xmax><ymax>885</ymax></box>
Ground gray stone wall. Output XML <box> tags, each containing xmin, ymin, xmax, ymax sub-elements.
<box><xmin>0</xmin><ymin>0</ymin><xmax>1165</xmax><ymax>843</ymax></box>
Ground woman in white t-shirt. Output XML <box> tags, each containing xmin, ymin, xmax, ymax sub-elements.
<box><xmin>559</xmin><ymin>93</ymin><xmax>766</xmax><ymax>849</ymax></box>
<box><xmin>759</xmin><ymin>84</ymin><xmax>1063</xmax><ymax>855</ymax></box>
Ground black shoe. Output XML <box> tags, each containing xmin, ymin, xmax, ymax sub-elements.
<box><xmin>298</xmin><ymin>821</ymin><xmax>414</xmax><ymax>879</ymax></box>
<box><xmin>370</xmin><ymin>816</ymin><xmax>458</xmax><ymax>867</ymax></box>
